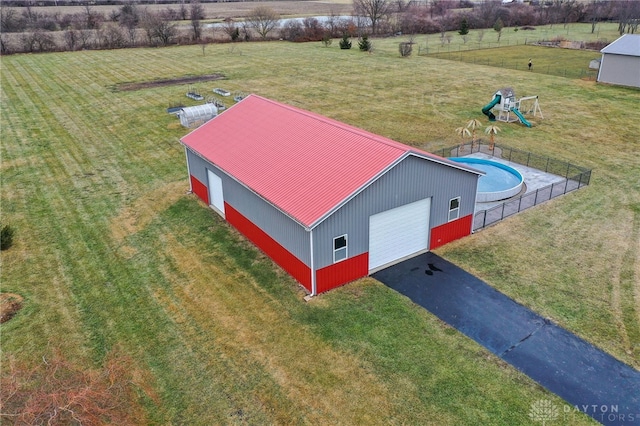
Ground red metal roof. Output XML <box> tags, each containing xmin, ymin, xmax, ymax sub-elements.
<box><xmin>181</xmin><ymin>95</ymin><xmax>476</xmax><ymax>228</ymax></box>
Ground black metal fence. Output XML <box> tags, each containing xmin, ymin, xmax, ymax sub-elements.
<box><xmin>432</xmin><ymin>143</ymin><xmax>592</xmax><ymax>231</ymax></box>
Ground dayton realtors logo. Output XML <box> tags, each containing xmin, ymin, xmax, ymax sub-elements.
<box><xmin>529</xmin><ymin>399</ymin><xmax>559</xmax><ymax>425</ymax></box>
<box><xmin>529</xmin><ymin>399</ymin><xmax>637</xmax><ymax>424</ymax></box>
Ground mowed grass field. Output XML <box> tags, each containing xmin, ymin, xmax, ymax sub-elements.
<box><xmin>1</xmin><ymin>22</ymin><xmax>638</xmax><ymax>423</ymax></box>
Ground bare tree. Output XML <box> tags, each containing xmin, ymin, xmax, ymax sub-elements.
<box><xmin>99</xmin><ymin>24</ymin><xmax>126</xmax><ymax>49</ymax></box>
<box><xmin>1</xmin><ymin>34</ymin><xmax>12</xmax><ymax>54</ymax></box>
<box><xmin>179</xmin><ymin>0</ymin><xmax>188</xmax><ymax>21</ymax></box>
<box><xmin>119</xmin><ymin>2</ymin><xmax>139</xmax><ymax>46</ymax></box>
<box><xmin>63</xmin><ymin>28</ymin><xmax>79</xmax><ymax>50</ymax></box>
<box><xmin>189</xmin><ymin>0</ymin><xmax>205</xmax><ymax>41</ymax></box>
<box><xmin>616</xmin><ymin>0</ymin><xmax>640</xmax><ymax>35</ymax></box>
<box><xmin>430</xmin><ymin>0</ymin><xmax>456</xmax><ymax>19</ymax></box>
<box><xmin>221</xmin><ymin>18</ymin><xmax>240</xmax><ymax>41</ymax></box>
<box><xmin>1</xmin><ymin>6</ymin><xmax>27</xmax><ymax>32</ymax></box>
<box><xmin>477</xmin><ymin>28</ymin><xmax>485</xmax><ymax>42</ymax></box>
<box><xmin>354</xmin><ymin>0</ymin><xmax>391</xmax><ymax>35</ymax></box>
<box><xmin>62</xmin><ymin>27</ymin><xmax>93</xmax><ymax>50</ymax></box>
<box><xmin>83</xmin><ymin>4</ymin><xmax>102</xmax><ymax>30</ymax></box>
<box><xmin>559</xmin><ymin>0</ymin><xmax>583</xmax><ymax>28</ymax></box>
<box><xmin>78</xmin><ymin>29</ymin><xmax>93</xmax><ymax>49</ymax></box>
<box><xmin>476</xmin><ymin>0</ymin><xmax>502</xmax><ymax>28</ymax></box>
<box><xmin>241</xmin><ymin>22</ymin><xmax>251</xmax><ymax>41</ymax></box>
<box><xmin>23</xmin><ymin>0</ymin><xmax>36</xmax><ymax>25</ymax></box>
<box><xmin>586</xmin><ymin>1</ymin><xmax>603</xmax><ymax>34</ymax></box>
<box><xmin>20</xmin><ymin>28</ymin><xmax>56</xmax><ymax>52</ymax></box>
<box><xmin>141</xmin><ymin>9</ymin><xmax>176</xmax><ymax>46</ymax></box>
<box><xmin>323</xmin><ymin>12</ymin><xmax>342</xmax><ymax>37</ymax></box>
<box><xmin>246</xmin><ymin>6</ymin><xmax>280</xmax><ymax>39</ymax></box>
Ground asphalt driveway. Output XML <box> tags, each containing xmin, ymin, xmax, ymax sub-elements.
<box><xmin>372</xmin><ymin>252</ymin><xmax>640</xmax><ymax>426</ymax></box>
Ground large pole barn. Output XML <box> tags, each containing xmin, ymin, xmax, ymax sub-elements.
<box><xmin>181</xmin><ymin>95</ymin><xmax>481</xmax><ymax>295</ymax></box>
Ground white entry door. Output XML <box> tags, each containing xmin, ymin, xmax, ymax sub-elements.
<box><xmin>368</xmin><ymin>198</ymin><xmax>430</xmax><ymax>272</ymax></box>
<box><xmin>207</xmin><ymin>169</ymin><xmax>225</xmax><ymax>216</ymax></box>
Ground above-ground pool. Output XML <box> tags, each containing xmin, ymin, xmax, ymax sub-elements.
<box><xmin>450</xmin><ymin>157</ymin><xmax>524</xmax><ymax>202</ymax></box>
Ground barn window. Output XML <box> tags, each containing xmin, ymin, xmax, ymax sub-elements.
<box><xmin>333</xmin><ymin>235</ymin><xmax>347</xmax><ymax>262</ymax></box>
<box><xmin>448</xmin><ymin>197</ymin><xmax>460</xmax><ymax>221</ymax></box>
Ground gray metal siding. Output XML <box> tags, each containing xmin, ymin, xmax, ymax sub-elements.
<box><xmin>598</xmin><ymin>54</ymin><xmax>640</xmax><ymax>88</ymax></box>
<box><xmin>186</xmin><ymin>149</ymin><xmax>311</xmax><ymax>265</ymax></box>
<box><xmin>312</xmin><ymin>155</ymin><xmax>478</xmax><ymax>270</ymax></box>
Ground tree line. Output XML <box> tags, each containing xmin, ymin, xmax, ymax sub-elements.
<box><xmin>1</xmin><ymin>0</ymin><xmax>638</xmax><ymax>55</ymax></box>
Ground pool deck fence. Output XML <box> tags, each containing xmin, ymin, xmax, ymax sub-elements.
<box><xmin>431</xmin><ymin>142</ymin><xmax>592</xmax><ymax>231</ymax></box>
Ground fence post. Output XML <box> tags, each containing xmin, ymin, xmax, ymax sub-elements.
<box><xmin>545</xmin><ymin>157</ymin><xmax>550</xmax><ymax>173</ymax></box>
<box><xmin>580</xmin><ymin>171</ymin><xmax>587</xmax><ymax>188</ymax></box>
<box><xmin>534</xmin><ymin>188</ymin><xmax>539</xmax><ymax>205</ymax></box>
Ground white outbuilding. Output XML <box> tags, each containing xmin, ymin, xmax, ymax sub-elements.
<box><xmin>597</xmin><ymin>34</ymin><xmax>640</xmax><ymax>88</ymax></box>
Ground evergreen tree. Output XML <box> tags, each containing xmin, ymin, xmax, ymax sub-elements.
<box><xmin>493</xmin><ymin>17</ymin><xmax>504</xmax><ymax>42</ymax></box>
<box><xmin>1</xmin><ymin>225</ymin><xmax>14</xmax><ymax>250</ymax></box>
<box><xmin>339</xmin><ymin>34</ymin><xmax>352</xmax><ymax>49</ymax></box>
<box><xmin>458</xmin><ymin>18</ymin><xmax>469</xmax><ymax>36</ymax></box>
<box><xmin>358</xmin><ymin>34</ymin><xmax>372</xmax><ymax>52</ymax></box>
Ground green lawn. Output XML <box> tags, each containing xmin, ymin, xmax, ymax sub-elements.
<box><xmin>1</xmin><ymin>22</ymin><xmax>638</xmax><ymax>424</ymax></box>
<box><xmin>428</xmin><ymin>44</ymin><xmax>600</xmax><ymax>79</ymax></box>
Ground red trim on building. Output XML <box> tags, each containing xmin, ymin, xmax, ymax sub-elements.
<box><xmin>315</xmin><ymin>252</ymin><xmax>369</xmax><ymax>294</ymax></box>
<box><xmin>190</xmin><ymin>175</ymin><xmax>209</xmax><ymax>205</ymax></box>
<box><xmin>429</xmin><ymin>214</ymin><xmax>473</xmax><ymax>250</ymax></box>
<box><xmin>224</xmin><ymin>203</ymin><xmax>312</xmax><ymax>291</ymax></box>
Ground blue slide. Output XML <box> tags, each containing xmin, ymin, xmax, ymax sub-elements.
<box><xmin>481</xmin><ymin>94</ymin><xmax>501</xmax><ymax>121</ymax></box>
<box><xmin>511</xmin><ymin>107</ymin><xmax>532</xmax><ymax>128</ymax></box>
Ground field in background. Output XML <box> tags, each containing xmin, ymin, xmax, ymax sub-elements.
<box><xmin>1</xmin><ymin>22</ymin><xmax>638</xmax><ymax>424</ymax></box>
<box><xmin>25</xmin><ymin>0</ymin><xmax>353</xmax><ymax>20</ymax></box>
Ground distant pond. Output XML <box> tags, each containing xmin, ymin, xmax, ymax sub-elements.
<box><xmin>205</xmin><ymin>16</ymin><xmax>366</xmax><ymax>29</ymax></box>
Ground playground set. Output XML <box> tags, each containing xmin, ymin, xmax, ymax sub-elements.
<box><xmin>481</xmin><ymin>88</ymin><xmax>542</xmax><ymax>128</ymax></box>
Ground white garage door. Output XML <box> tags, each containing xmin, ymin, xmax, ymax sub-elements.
<box><xmin>369</xmin><ymin>198</ymin><xmax>430</xmax><ymax>272</ymax></box>
<box><xmin>207</xmin><ymin>169</ymin><xmax>225</xmax><ymax>216</ymax></box>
